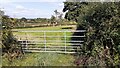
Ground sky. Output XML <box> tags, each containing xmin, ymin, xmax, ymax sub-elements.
<box><xmin>0</xmin><ymin>0</ymin><xmax>66</xmax><ymax>19</ymax></box>
<box><xmin>1</xmin><ymin>0</ymin><xmax>118</xmax><ymax>18</ymax></box>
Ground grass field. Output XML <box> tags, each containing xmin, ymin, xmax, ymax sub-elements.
<box><xmin>2</xmin><ymin>25</ymin><xmax>77</xmax><ymax>66</ymax></box>
<box><xmin>12</xmin><ymin>25</ymin><xmax>77</xmax><ymax>47</ymax></box>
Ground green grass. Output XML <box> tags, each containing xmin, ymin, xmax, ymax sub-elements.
<box><xmin>13</xmin><ymin>25</ymin><xmax>76</xmax><ymax>31</ymax></box>
<box><xmin>2</xmin><ymin>53</ymin><xmax>75</xmax><ymax>66</ymax></box>
<box><xmin>2</xmin><ymin>25</ymin><xmax>77</xmax><ymax>66</ymax></box>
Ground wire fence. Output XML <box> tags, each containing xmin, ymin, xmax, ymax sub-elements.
<box><xmin>12</xmin><ymin>30</ymin><xmax>86</xmax><ymax>53</ymax></box>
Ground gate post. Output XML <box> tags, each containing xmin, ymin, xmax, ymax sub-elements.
<box><xmin>44</xmin><ymin>31</ymin><xmax>46</xmax><ymax>51</ymax></box>
<box><xmin>26</xmin><ymin>37</ymin><xmax>28</xmax><ymax>49</ymax></box>
<box><xmin>25</xmin><ymin>33</ymin><xmax>28</xmax><ymax>49</ymax></box>
<box><xmin>64</xmin><ymin>31</ymin><xmax>66</xmax><ymax>53</ymax></box>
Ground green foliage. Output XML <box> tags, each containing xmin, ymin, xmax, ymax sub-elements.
<box><xmin>2</xmin><ymin>29</ymin><xmax>17</xmax><ymax>48</ymax></box>
<box><xmin>1</xmin><ymin>12</ymin><xmax>17</xmax><ymax>50</ymax></box>
<box><xmin>63</xmin><ymin>2</ymin><xmax>90</xmax><ymax>22</ymax></box>
<box><xmin>63</xmin><ymin>2</ymin><xmax>120</xmax><ymax>66</ymax></box>
<box><xmin>1</xmin><ymin>10</ymin><xmax>24</xmax><ymax>62</ymax></box>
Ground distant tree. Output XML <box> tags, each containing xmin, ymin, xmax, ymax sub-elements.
<box><xmin>58</xmin><ymin>13</ymin><xmax>63</xmax><ymax>20</ymax></box>
<box><xmin>51</xmin><ymin>15</ymin><xmax>56</xmax><ymax>22</ymax></box>
<box><xmin>20</xmin><ymin>17</ymin><xmax>27</xmax><ymax>27</ymax></box>
<box><xmin>50</xmin><ymin>15</ymin><xmax>56</xmax><ymax>26</ymax></box>
<box><xmin>20</xmin><ymin>17</ymin><xmax>27</xmax><ymax>22</ymax></box>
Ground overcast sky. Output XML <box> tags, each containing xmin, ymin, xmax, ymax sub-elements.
<box><xmin>0</xmin><ymin>0</ymin><xmax>66</xmax><ymax>19</ymax></box>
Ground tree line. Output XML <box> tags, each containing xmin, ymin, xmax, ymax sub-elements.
<box><xmin>1</xmin><ymin>10</ymin><xmax>77</xmax><ymax>29</ymax></box>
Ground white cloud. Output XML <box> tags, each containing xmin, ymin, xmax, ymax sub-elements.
<box><xmin>0</xmin><ymin>2</ymin><xmax>44</xmax><ymax>18</ymax></box>
<box><xmin>6</xmin><ymin>4</ymin><xmax>52</xmax><ymax>18</ymax></box>
<box><xmin>0</xmin><ymin>0</ymin><xmax>11</xmax><ymax>3</ymax></box>
<box><xmin>0</xmin><ymin>1</ymin><xmax>65</xmax><ymax>18</ymax></box>
<box><xmin>15</xmin><ymin>5</ymin><xmax>24</xmax><ymax>9</ymax></box>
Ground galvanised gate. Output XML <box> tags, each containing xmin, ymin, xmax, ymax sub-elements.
<box><xmin>12</xmin><ymin>30</ymin><xmax>86</xmax><ymax>53</ymax></box>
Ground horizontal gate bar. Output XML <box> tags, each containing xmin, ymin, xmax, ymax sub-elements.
<box><xmin>22</xmin><ymin>48</ymin><xmax>76</xmax><ymax>50</ymax></box>
<box><xmin>18</xmin><ymin>40</ymin><xmax>84</xmax><ymax>43</ymax></box>
<box><xmin>12</xmin><ymin>30</ymin><xmax>86</xmax><ymax>32</ymax></box>
<box><xmin>23</xmin><ymin>50</ymin><xmax>76</xmax><ymax>53</ymax></box>
<box><xmin>23</xmin><ymin>46</ymin><xmax>81</xmax><ymax>47</ymax></box>
<box><xmin>20</xmin><ymin>43</ymin><xmax>83</xmax><ymax>45</ymax></box>
<box><xmin>16</xmin><ymin>36</ymin><xmax>86</xmax><ymax>38</ymax></box>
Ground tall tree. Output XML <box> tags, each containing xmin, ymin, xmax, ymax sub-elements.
<box><xmin>54</xmin><ymin>10</ymin><xmax>59</xmax><ymax>19</ymax></box>
<box><xmin>63</xmin><ymin>2</ymin><xmax>120</xmax><ymax>66</ymax></box>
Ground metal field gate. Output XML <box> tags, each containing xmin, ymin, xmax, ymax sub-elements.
<box><xmin>12</xmin><ymin>30</ymin><xmax>86</xmax><ymax>54</ymax></box>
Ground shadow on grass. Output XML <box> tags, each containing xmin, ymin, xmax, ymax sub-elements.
<box><xmin>71</xmin><ymin>25</ymin><xmax>86</xmax><ymax>53</ymax></box>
